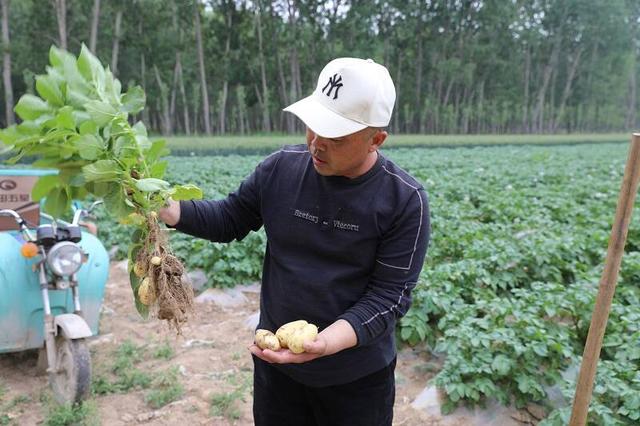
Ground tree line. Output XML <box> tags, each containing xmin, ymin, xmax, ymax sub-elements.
<box><xmin>1</xmin><ymin>0</ymin><xmax>638</xmax><ymax>136</ymax></box>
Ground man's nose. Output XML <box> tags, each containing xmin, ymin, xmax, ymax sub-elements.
<box><xmin>311</xmin><ymin>135</ymin><xmax>327</xmax><ymax>152</ymax></box>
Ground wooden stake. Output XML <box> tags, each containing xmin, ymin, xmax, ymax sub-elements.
<box><xmin>569</xmin><ymin>133</ymin><xmax>640</xmax><ymax>425</ymax></box>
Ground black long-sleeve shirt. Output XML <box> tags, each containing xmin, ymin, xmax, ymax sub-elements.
<box><xmin>176</xmin><ymin>144</ymin><xmax>430</xmax><ymax>386</ymax></box>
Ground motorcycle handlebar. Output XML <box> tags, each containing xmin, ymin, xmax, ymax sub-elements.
<box><xmin>1</xmin><ymin>200</ymin><xmax>103</xmax><ymax>237</ymax></box>
<box><xmin>70</xmin><ymin>200</ymin><xmax>103</xmax><ymax>226</ymax></box>
<box><xmin>0</xmin><ymin>209</ymin><xmax>22</xmax><ymax>222</ymax></box>
<box><xmin>0</xmin><ymin>209</ymin><xmax>35</xmax><ymax>240</ymax></box>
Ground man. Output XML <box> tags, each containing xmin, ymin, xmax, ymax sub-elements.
<box><xmin>159</xmin><ymin>57</ymin><xmax>430</xmax><ymax>426</ymax></box>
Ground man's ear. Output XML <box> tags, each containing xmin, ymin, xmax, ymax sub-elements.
<box><xmin>369</xmin><ymin>130</ymin><xmax>388</xmax><ymax>152</ymax></box>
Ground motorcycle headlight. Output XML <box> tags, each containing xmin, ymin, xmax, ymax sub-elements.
<box><xmin>47</xmin><ymin>242</ymin><xmax>83</xmax><ymax>276</ymax></box>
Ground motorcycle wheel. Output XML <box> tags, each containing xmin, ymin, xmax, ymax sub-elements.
<box><xmin>49</xmin><ymin>336</ymin><xmax>92</xmax><ymax>404</ymax></box>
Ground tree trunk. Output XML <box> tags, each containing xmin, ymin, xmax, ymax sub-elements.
<box><xmin>167</xmin><ymin>1</ymin><xmax>190</xmax><ymax>135</ymax></box>
<box><xmin>89</xmin><ymin>0</ymin><xmax>100</xmax><ymax>53</ymax></box>
<box><xmin>627</xmin><ymin>53</ymin><xmax>637</xmax><ymax>129</ymax></box>
<box><xmin>393</xmin><ymin>53</ymin><xmax>402</xmax><ymax>133</ymax></box>
<box><xmin>111</xmin><ymin>9</ymin><xmax>122</xmax><ymax>75</ymax></box>
<box><xmin>191</xmin><ymin>83</ymin><xmax>200</xmax><ymax>134</ymax></box>
<box><xmin>627</xmin><ymin>17</ymin><xmax>638</xmax><ymax>130</ymax></box>
<box><xmin>140</xmin><ymin>53</ymin><xmax>149</xmax><ymax>125</ymax></box>
<box><xmin>219</xmin><ymin>81</ymin><xmax>228</xmax><ymax>134</ymax></box>
<box><xmin>289</xmin><ymin>50</ymin><xmax>301</xmax><ymax>133</ymax></box>
<box><xmin>194</xmin><ymin>1</ymin><xmax>211</xmax><ymax>134</ymax></box>
<box><xmin>442</xmin><ymin>75</ymin><xmax>456</xmax><ymax>109</ymax></box>
<box><xmin>287</xmin><ymin>0</ymin><xmax>300</xmax><ymax>133</ymax></box>
<box><xmin>414</xmin><ymin>30</ymin><xmax>423</xmax><ymax>133</ymax></box>
<box><xmin>547</xmin><ymin>62</ymin><xmax>558</xmax><ymax>133</ymax></box>
<box><xmin>178</xmin><ymin>57</ymin><xmax>190</xmax><ymax>134</ymax></box>
<box><xmin>136</xmin><ymin>19</ymin><xmax>147</xmax><ymax>124</ymax></box>
<box><xmin>170</xmin><ymin>57</ymin><xmax>180</xmax><ymax>131</ymax></box>
<box><xmin>1</xmin><ymin>0</ymin><xmax>13</xmax><ymax>126</ymax></box>
<box><xmin>553</xmin><ymin>45</ymin><xmax>584</xmax><ymax>132</ymax></box>
<box><xmin>327</xmin><ymin>0</ymin><xmax>342</xmax><ymax>58</ymax></box>
<box><xmin>277</xmin><ymin>50</ymin><xmax>291</xmax><ymax>133</ymax></box>
<box><xmin>218</xmin><ymin>9</ymin><xmax>232</xmax><ymax>135</ymax></box>
<box><xmin>236</xmin><ymin>86</ymin><xmax>246</xmax><ymax>135</ymax></box>
<box><xmin>154</xmin><ymin>65</ymin><xmax>171</xmax><ymax>135</ymax></box>
<box><xmin>407</xmin><ymin>2</ymin><xmax>425</xmax><ymax>133</ymax></box>
<box><xmin>532</xmin><ymin>31</ymin><xmax>562</xmax><ymax>132</ymax></box>
<box><xmin>461</xmin><ymin>85</ymin><xmax>471</xmax><ymax>133</ymax></box>
<box><xmin>522</xmin><ymin>44</ymin><xmax>530</xmax><ymax>132</ymax></box>
<box><xmin>54</xmin><ymin>0</ymin><xmax>67</xmax><ymax>49</ymax></box>
<box><xmin>478</xmin><ymin>80</ymin><xmax>484</xmax><ymax>132</ymax></box>
<box><xmin>169</xmin><ymin>1</ymin><xmax>180</xmax><ymax>133</ymax></box>
<box><xmin>255</xmin><ymin>3</ymin><xmax>271</xmax><ymax>132</ymax></box>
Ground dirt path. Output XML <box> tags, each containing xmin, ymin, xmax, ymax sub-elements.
<box><xmin>0</xmin><ymin>262</ymin><xmax>435</xmax><ymax>425</ymax></box>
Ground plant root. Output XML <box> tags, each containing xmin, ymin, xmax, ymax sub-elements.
<box><xmin>137</xmin><ymin>214</ymin><xmax>193</xmax><ymax>333</ymax></box>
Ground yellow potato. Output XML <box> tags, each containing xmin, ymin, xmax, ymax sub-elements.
<box><xmin>138</xmin><ymin>277</ymin><xmax>156</xmax><ymax>305</ymax></box>
<box><xmin>275</xmin><ymin>320</ymin><xmax>308</xmax><ymax>349</ymax></box>
<box><xmin>133</xmin><ymin>261</ymin><xmax>147</xmax><ymax>278</ymax></box>
<box><xmin>255</xmin><ymin>329</ymin><xmax>281</xmax><ymax>351</ymax></box>
<box><xmin>287</xmin><ymin>323</ymin><xmax>318</xmax><ymax>354</ymax></box>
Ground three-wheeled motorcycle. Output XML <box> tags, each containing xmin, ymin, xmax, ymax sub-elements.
<box><xmin>0</xmin><ymin>169</ymin><xmax>109</xmax><ymax>404</ymax></box>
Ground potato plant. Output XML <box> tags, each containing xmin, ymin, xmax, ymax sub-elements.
<box><xmin>394</xmin><ymin>143</ymin><xmax>640</xmax><ymax>423</ymax></box>
<box><xmin>0</xmin><ymin>45</ymin><xmax>202</xmax><ymax>331</ymax></box>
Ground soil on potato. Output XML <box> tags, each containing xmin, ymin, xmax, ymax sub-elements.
<box><xmin>0</xmin><ymin>262</ymin><xmax>437</xmax><ymax>425</ymax></box>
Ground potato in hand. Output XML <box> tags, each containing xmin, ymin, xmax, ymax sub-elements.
<box><xmin>275</xmin><ymin>320</ymin><xmax>318</xmax><ymax>354</ymax></box>
<box><xmin>275</xmin><ymin>320</ymin><xmax>308</xmax><ymax>349</ymax></box>
<box><xmin>255</xmin><ymin>329</ymin><xmax>281</xmax><ymax>351</ymax></box>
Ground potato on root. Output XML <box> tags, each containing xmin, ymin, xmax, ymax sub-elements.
<box><xmin>287</xmin><ymin>324</ymin><xmax>318</xmax><ymax>354</ymax></box>
<box><xmin>138</xmin><ymin>277</ymin><xmax>156</xmax><ymax>305</ymax></box>
<box><xmin>275</xmin><ymin>320</ymin><xmax>318</xmax><ymax>353</ymax></box>
<box><xmin>275</xmin><ymin>320</ymin><xmax>308</xmax><ymax>349</ymax></box>
<box><xmin>255</xmin><ymin>329</ymin><xmax>281</xmax><ymax>351</ymax></box>
<box><xmin>133</xmin><ymin>261</ymin><xmax>147</xmax><ymax>278</ymax></box>
<box><xmin>150</xmin><ymin>256</ymin><xmax>162</xmax><ymax>266</ymax></box>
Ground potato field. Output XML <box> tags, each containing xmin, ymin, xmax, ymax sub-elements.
<box><xmin>94</xmin><ymin>141</ymin><xmax>640</xmax><ymax>425</ymax></box>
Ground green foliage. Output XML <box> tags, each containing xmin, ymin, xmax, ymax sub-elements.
<box><xmin>92</xmin><ymin>369</ymin><xmax>152</xmax><ymax>396</ymax></box>
<box><xmin>209</xmin><ymin>390</ymin><xmax>243</xmax><ymax>420</ymax></box>
<box><xmin>89</xmin><ymin>141</ymin><xmax>639</xmax><ymax>421</ymax></box>
<box><xmin>432</xmin><ymin>280</ymin><xmax>587</xmax><ymax>411</ymax></box>
<box><xmin>390</xmin><ymin>143</ymin><xmax>639</xmax><ymax>422</ymax></box>
<box><xmin>540</xmin><ymin>358</ymin><xmax>640</xmax><ymax>426</ymax></box>
<box><xmin>144</xmin><ymin>367</ymin><xmax>183</xmax><ymax>409</ymax></box>
<box><xmin>153</xmin><ymin>341</ymin><xmax>175</xmax><ymax>360</ymax></box>
<box><xmin>162</xmin><ymin>134</ymin><xmax>629</xmax><ymax>156</ymax></box>
<box><xmin>1</xmin><ymin>1</ymin><xmax>638</xmax><ymax>135</ymax></box>
<box><xmin>44</xmin><ymin>401</ymin><xmax>99</xmax><ymax>426</ymax></box>
<box><xmin>0</xmin><ymin>386</ymin><xmax>31</xmax><ymax>426</ymax></box>
<box><xmin>91</xmin><ymin>340</ymin><xmax>152</xmax><ymax>395</ymax></box>
<box><xmin>97</xmin><ymin>154</ymin><xmax>267</xmax><ymax>287</ymax></box>
<box><xmin>209</xmin><ymin>373</ymin><xmax>251</xmax><ymax>420</ymax></box>
<box><xmin>112</xmin><ymin>340</ymin><xmax>146</xmax><ymax>373</ymax></box>
<box><xmin>0</xmin><ymin>45</ymin><xmax>202</xmax><ymax>315</ymax></box>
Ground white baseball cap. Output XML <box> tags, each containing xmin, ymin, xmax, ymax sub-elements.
<box><xmin>283</xmin><ymin>57</ymin><xmax>396</xmax><ymax>138</ymax></box>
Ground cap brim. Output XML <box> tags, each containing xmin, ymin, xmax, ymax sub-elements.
<box><xmin>283</xmin><ymin>96</ymin><xmax>367</xmax><ymax>138</ymax></box>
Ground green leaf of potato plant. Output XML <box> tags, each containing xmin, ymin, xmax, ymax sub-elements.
<box><xmin>135</xmin><ymin>178</ymin><xmax>171</xmax><ymax>192</ymax></box>
<box><xmin>14</xmin><ymin>94</ymin><xmax>52</xmax><ymax>120</ymax></box>
<box><xmin>0</xmin><ymin>44</ymin><xmax>202</xmax><ymax>315</ymax></box>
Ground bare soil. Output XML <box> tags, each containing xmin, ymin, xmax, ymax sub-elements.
<box><xmin>0</xmin><ymin>261</ymin><xmax>437</xmax><ymax>425</ymax></box>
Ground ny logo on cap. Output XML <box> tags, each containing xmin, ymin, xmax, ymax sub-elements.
<box><xmin>322</xmin><ymin>73</ymin><xmax>343</xmax><ymax>100</ymax></box>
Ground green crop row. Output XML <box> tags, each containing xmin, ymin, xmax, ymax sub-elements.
<box><xmin>163</xmin><ymin>133</ymin><xmax>629</xmax><ymax>156</ymax></box>
<box><xmin>95</xmin><ymin>142</ymin><xmax>639</xmax><ymax>424</ymax></box>
<box><xmin>394</xmin><ymin>143</ymin><xmax>639</xmax><ymax>424</ymax></box>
